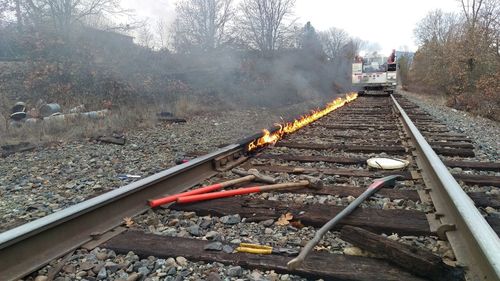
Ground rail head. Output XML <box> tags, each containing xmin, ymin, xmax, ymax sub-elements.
<box><xmin>391</xmin><ymin>94</ymin><xmax>500</xmax><ymax>281</ymax></box>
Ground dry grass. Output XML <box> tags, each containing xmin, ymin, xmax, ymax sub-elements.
<box><xmin>172</xmin><ymin>94</ymin><xmax>226</xmax><ymax>117</ymax></box>
<box><xmin>0</xmin><ymin>92</ymin><xmax>231</xmax><ymax>146</ymax></box>
<box><xmin>0</xmin><ymin>105</ymin><xmax>158</xmax><ymax>146</ymax></box>
<box><xmin>0</xmin><ymin>87</ymin><xmax>234</xmax><ymax>145</ymax></box>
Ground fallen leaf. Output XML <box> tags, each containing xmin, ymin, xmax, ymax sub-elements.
<box><xmin>276</xmin><ymin>212</ymin><xmax>293</xmax><ymax>226</ymax></box>
<box><xmin>123</xmin><ymin>217</ymin><xmax>134</xmax><ymax>227</ymax></box>
<box><xmin>314</xmin><ymin>245</ymin><xmax>329</xmax><ymax>251</ymax></box>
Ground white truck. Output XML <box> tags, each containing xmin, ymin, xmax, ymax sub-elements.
<box><xmin>352</xmin><ymin>53</ymin><xmax>397</xmax><ymax>95</ymax></box>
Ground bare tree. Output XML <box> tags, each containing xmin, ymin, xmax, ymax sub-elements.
<box><xmin>414</xmin><ymin>9</ymin><xmax>460</xmax><ymax>46</ymax></box>
<box><xmin>238</xmin><ymin>0</ymin><xmax>296</xmax><ymax>55</ymax></box>
<box><xmin>172</xmin><ymin>0</ymin><xmax>234</xmax><ymax>52</ymax></box>
<box><xmin>319</xmin><ymin>27</ymin><xmax>348</xmax><ymax>61</ymax></box>
<box><xmin>299</xmin><ymin>21</ymin><xmax>321</xmax><ymax>50</ymax></box>
<box><xmin>342</xmin><ymin>37</ymin><xmax>365</xmax><ymax>60</ymax></box>
<box><xmin>18</xmin><ymin>0</ymin><xmax>127</xmax><ymax>32</ymax></box>
<box><xmin>458</xmin><ymin>0</ymin><xmax>499</xmax><ymax>74</ymax></box>
<box><xmin>137</xmin><ymin>25</ymin><xmax>154</xmax><ymax>48</ymax></box>
<box><xmin>156</xmin><ymin>18</ymin><xmax>170</xmax><ymax>50</ymax></box>
<box><xmin>0</xmin><ymin>1</ymin><xmax>12</xmax><ymax>21</ymax></box>
<box><xmin>469</xmin><ymin>0</ymin><xmax>500</xmax><ymax>56</ymax></box>
<box><xmin>460</xmin><ymin>0</ymin><xmax>484</xmax><ymax>30</ymax></box>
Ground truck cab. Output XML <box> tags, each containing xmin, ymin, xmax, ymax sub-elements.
<box><xmin>352</xmin><ymin>53</ymin><xmax>397</xmax><ymax>95</ymax></box>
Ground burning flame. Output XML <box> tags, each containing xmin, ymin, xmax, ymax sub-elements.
<box><xmin>247</xmin><ymin>92</ymin><xmax>358</xmax><ymax>151</ymax></box>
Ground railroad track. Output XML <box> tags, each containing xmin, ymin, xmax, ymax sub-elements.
<box><xmin>1</xmin><ymin>93</ymin><xmax>499</xmax><ymax>281</ymax></box>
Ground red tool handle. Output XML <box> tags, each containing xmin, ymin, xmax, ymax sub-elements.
<box><xmin>148</xmin><ymin>183</ymin><xmax>223</xmax><ymax>207</ymax></box>
<box><xmin>177</xmin><ymin>186</ymin><xmax>262</xmax><ymax>204</ymax></box>
<box><xmin>368</xmin><ymin>180</ymin><xmax>385</xmax><ymax>190</ymax></box>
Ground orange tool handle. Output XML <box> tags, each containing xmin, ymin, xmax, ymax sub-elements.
<box><xmin>177</xmin><ymin>186</ymin><xmax>262</xmax><ymax>204</ymax></box>
<box><xmin>148</xmin><ymin>183</ymin><xmax>223</xmax><ymax>207</ymax></box>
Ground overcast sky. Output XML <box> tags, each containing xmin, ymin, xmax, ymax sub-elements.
<box><xmin>121</xmin><ymin>0</ymin><xmax>463</xmax><ymax>54</ymax></box>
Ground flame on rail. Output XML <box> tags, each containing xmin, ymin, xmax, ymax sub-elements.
<box><xmin>247</xmin><ymin>92</ymin><xmax>358</xmax><ymax>151</ymax></box>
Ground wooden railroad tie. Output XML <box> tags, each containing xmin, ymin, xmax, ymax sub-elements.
<box><xmin>340</xmin><ymin>226</ymin><xmax>465</xmax><ymax>281</ymax></box>
<box><xmin>170</xmin><ymin>197</ymin><xmax>432</xmax><ymax>236</ymax></box>
<box><xmin>103</xmin><ymin>231</ymin><xmax>428</xmax><ymax>281</ymax></box>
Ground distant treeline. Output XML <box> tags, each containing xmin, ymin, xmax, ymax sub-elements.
<box><xmin>0</xmin><ymin>0</ymin><xmax>368</xmax><ymax>113</ymax></box>
<box><xmin>408</xmin><ymin>0</ymin><xmax>499</xmax><ymax>120</ymax></box>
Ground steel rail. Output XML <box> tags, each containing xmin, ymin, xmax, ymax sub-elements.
<box><xmin>391</xmin><ymin>94</ymin><xmax>500</xmax><ymax>281</ymax></box>
<box><xmin>0</xmin><ymin>143</ymin><xmax>242</xmax><ymax>281</ymax></box>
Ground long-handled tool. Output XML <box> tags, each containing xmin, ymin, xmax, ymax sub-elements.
<box><xmin>236</xmin><ymin>243</ymin><xmax>299</xmax><ymax>256</ymax></box>
<box><xmin>148</xmin><ymin>169</ymin><xmax>276</xmax><ymax>207</ymax></box>
<box><xmin>176</xmin><ymin>178</ymin><xmax>322</xmax><ymax>204</ymax></box>
<box><xmin>287</xmin><ymin>175</ymin><xmax>403</xmax><ymax>270</ymax></box>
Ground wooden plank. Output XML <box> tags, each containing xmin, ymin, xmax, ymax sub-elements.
<box><xmin>277</xmin><ymin>142</ymin><xmax>407</xmax><ymax>154</ymax></box>
<box><xmin>319</xmin><ymin>124</ymin><xmax>399</xmax><ymax>130</ymax></box>
<box><xmin>332</xmin><ymin>115</ymin><xmax>393</xmax><ymax>119</ymax></box>
<box><xmin>443</xmin><ymin>160</ymin><xmax>500</xmax><ymax>172</ymax></box>
<box><xmin>300</xmin><ymin>131</ymin><xmax>401</xmax><ymax>140</ymax></box>
<box><xmin>319</xmin><ymin>122</ymin><xmax>394</xmax><ymax>126</ymax></box>
<box><xmin>273</xmin><ymin>182</ymin><xmax>494</xmax><ymax>208</ymax></box>
<box><xmin>422</xmin><ymin>133</ymin><xmax>468</xmax><ymax>139</ymax></box>
<box><xmin>427</xmin><ymin>137</ymin><xmax>472</xmax><ymax>143</ymax></box>
<box><xmin>431</xmin><ymin>147</ymin><xmax>475</xmax><ymax>158</ymax></box>
<box><xmin>468</xmin><ymin>192</ymin><xmax>500</xmax><ymax>208</ymax></box>
<box><xmin>171</xmin><ymin>197</ymin><xmax>432</xmax><ymax>236</ymax></box>
<box><xmin>287</xmin><ymin>139</ymin><xmax>404</xmax><ymax>147</ymax></box>
<box><xmin>339</xmin><ymin>110</ymin><xmax>390</xmax><ymax>113</ymax></box>
<box><xmin>103</xmin><ymin>231</ymin><xmax>428</xmax><ymax>281</ymax></box>
<box><xmin>486</xmin><ymin>216</ymin><xmax>500</xmax><ymax>235</ymax></box>
<box><xmin>413</xmin><ymin>122</ymin><xmax>446</xmax><ymax>126</ymax></box>
<box><xmin>255</xmin><ymin>154</ymin><xmax>368</xmax><ymax>165</ymax></box>
<box><xmin>427</xmin><ymin>142</ymin><xmax>474</xmax><ymax>149</ymax></box>
<box><xmin>454</xmin><ymin>174</ymin><xmax>500</xmax><ymax>187</ymax></box>
<box><xmin>285</xmin><ymin>138</ymin><xmax>471</xmax><ymax>151</ymax></box>
<box><xmin>288</xmin><ymin>185</ymin><xmax>421</xmax><ymax>201</ymax></box>
<box><xmin>407</xmin><ymin>113</ymin><xmax>432</xmax><ymax>117</ymax></box>
<box><xmin>248</xmin><ymin>165</ymin><xmax>413</xmax><ymax>180</ymax></box>
<box><xmin>340</xmin><ymin>226</ymin><xmax>464</xmax><ymax>281</ymax></box>
<box><xmin>323</xmin><ymin>118</ymin><xmax>396</xmax><ymax>122</ymax></box>
<box><xmin>414</xmin><ymin>128</ymin><xmax>450</xmax><ymax>133</ymax></box>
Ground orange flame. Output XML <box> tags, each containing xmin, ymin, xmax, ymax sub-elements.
<box><xmin>247</xmin><ymin>92</ymin><xmax>358</xmax><ymax>151</ymax></box>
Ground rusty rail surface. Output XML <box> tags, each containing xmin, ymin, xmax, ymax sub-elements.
<box><xmin>391</xmin><ymin>94</ymin><xmax>500</xmax><ymax>281</ymax></box>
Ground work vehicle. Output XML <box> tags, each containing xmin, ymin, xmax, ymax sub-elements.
<box><xmin>352</xmin><ymin>51</ymin><xmax>397</xmax><ymax>95</ymax></box>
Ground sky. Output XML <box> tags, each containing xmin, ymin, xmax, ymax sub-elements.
<box><xmin>121</xmin><ymin>0</ymin><xmax>463</xmax><ymax>54</ymax></box>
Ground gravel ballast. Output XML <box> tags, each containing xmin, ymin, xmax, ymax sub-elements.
<box><xmin>401</xmin><ymin>91</ymin><xmax>499</xmax><ymax>161</ymax></box>
<box><xmin>0</xmin><ymin>107</ymin><xmax>302</xmax><ymax>231</ymax></box>
<box><xmin>3</xmin><ymin>92</ymin><xmax>498</xmax><ymax>280</ymax></box>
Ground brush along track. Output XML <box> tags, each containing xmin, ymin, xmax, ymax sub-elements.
<box><xmin>1</xmin><ymin>94</ymin><xmax>499</xmax><ymax>281</ymax></box>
